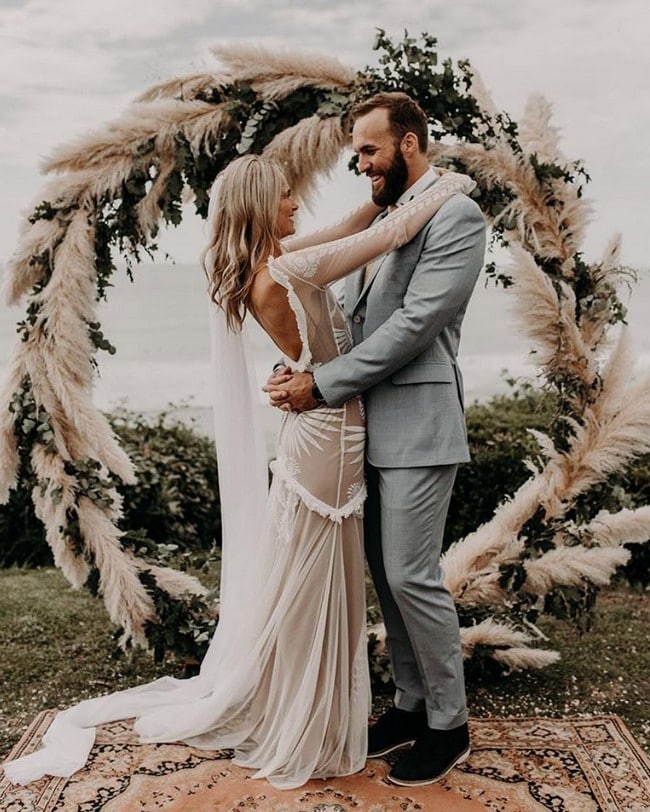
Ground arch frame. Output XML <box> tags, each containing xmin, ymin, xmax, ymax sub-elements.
<box><xmin>1</xmin><ymin>32</ymin><xmax>648</xmax><ymax>670</ymax></box>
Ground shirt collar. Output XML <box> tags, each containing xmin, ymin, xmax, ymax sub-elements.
<box><xmin>395</xmin><ymin>166</ymin><xmax>439</xmax><ymax>206</ymax></box>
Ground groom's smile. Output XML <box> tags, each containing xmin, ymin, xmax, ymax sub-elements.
<box><xmin>367</xmin><ymin>151</ymin><xmax>408</xmax><ymax>207</ymax></box>
<box><xmin>352</xmin><ymin>107</ymin><xmax>410</xmax><ymax>207</ymax></box>
<box><xmin>370</xmin><ymin>173</ymin><xmax>387</xmax><ymax>196</ymax></box>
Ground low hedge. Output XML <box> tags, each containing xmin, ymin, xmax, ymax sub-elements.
<box><xmin>0</xmin><ymin>408</ymin><xmax>220</xmax><ymax>568</ymax></box>
<box><xmin>445</xmin><ymin>385</ymin><xmax>649</xmax><ymax>586</ymax></box>
<box><xmin>1</xmin><ymin>393</ymin><xmax>647</xmax><ymax>585</ymax></box>
<box><xmin>444</xmin><ymin>384</ymin><xmax>557</xmax><ymax>549</ymax></box>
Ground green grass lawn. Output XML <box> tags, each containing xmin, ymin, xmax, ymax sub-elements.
<box><xmin>0</xmin><ymin>567</ymin><xmax>648</xmax><ymax>762</ymax></box>
<box><xmin>463</xmin><ymin>587</ymin><xmax>649</xmax><ymax>744</ymax></box>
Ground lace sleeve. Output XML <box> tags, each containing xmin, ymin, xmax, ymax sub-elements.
<box><xmin>281</xmin><ymin>200</ymin><xmax>383</xmax><ymax>253</ymax></box>
<box><xmin>273</xmin><ymin>173</ymin><xmax>476</xmax><ymax>288</ymax></box>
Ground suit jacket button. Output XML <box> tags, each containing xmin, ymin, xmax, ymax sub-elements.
<box><xmin>353</xmin><ymin>315</ymin><xmax>362</xmax><ymax>324</ymax></box>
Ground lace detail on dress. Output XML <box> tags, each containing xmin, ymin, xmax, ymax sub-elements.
<box><xmin>281</xmin><ymin>200</ymin><xmax>381</xmax><ymax>255</ymax></box>
<box><xmin>344</xmin><ymin>422</ymin><xmax>366</xmax><ymax>467</ymax></box>
<box><xmin>282</xmin><ymin>407</ymin><xmax>342</xmax><ymax>458</ymax></box>
<box><xmin>285</xmin><ymin>250</ymin><xmax>320</xmax><ymax>280</ymax></box>
<box><xmin>270</xmin><ymin>458</ymin><xmax>367</xmax><ymax>523</ymax></box>
<box><xmin>351</xmin><ymin>631</ymin><xmax>370</xmax><ymax>712</ymax></box>
<box><xmin>269</xmin><ymin>478</ymin><xmax>301</xmax><ymax>547</ymax></box>
<box><xmin>333</xmin><ymin>324</ymin><xmax>352</xmax><ymax>355</ymax></box>
<box><xmin>346</xmin><ymin>480</ymin><xmax>365</xmax><ymax>518</ymax></box>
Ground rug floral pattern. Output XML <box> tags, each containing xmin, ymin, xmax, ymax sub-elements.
<box><xmin>1</xmin><ymin>714</ymin><xmax>648</xmax><ymax>811</ymax></box>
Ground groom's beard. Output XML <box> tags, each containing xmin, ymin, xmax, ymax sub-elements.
<box><xmin>370</xmin><ymin>148</ymin><xmax>409</xmax><ymax>207</ymax></box>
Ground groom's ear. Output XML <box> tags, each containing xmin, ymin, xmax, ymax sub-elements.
<box><xmin>400</xmin><ymin>131</ymin><xmax>419</xmax><ymax>157</ymax></box>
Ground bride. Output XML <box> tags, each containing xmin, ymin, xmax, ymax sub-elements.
<box><xmin>3</xmin><ymin>154</ymin><xmax>474</xmax><ymax>790</ymax></box>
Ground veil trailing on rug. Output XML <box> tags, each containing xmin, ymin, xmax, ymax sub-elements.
<box><xmin>3</xmin><ymin>178</ymin><xmax>274</xmax><ymax>785</ymax></box>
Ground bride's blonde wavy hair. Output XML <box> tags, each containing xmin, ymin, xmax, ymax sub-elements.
<box><xmin>202</xmin><ymin>155</ymin><xmax>287</xmax><ymax>331</ymax></box>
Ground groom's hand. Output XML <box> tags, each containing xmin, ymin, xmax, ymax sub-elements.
<box><xmin>263</xmin><ymin>371</ymin><xmax>319</xmax><ymax>412</ymax></box>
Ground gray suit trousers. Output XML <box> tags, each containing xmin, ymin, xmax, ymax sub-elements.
<box><xmin>364</xmin><ymin>462</ymin><xmax>467</xmax><ymax>730</ymax></box>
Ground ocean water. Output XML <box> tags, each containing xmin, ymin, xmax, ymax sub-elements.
<box><xmin>1</xmin><ymin>261</ymin><xmax>649</xmax><ymax>444</ymax></box>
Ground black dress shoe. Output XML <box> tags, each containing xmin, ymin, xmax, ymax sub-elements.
<box><xmin>387</xmin><ymin>722</ymin><xmax>470</xmax><ymax>786</ymax></box>
<box><xmin>367</xmin><ymin>707</ymin><xmax>429</xmax><ymax>758</ymax></box>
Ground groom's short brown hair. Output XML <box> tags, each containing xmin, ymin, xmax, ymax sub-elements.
<box><xmin>350</xmin><ymin>92</ymin><xmax>429</xmax><ymax>153</ymax></box>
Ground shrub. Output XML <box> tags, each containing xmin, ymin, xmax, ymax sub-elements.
<box><xmin>0</xmin><ymin>408</ymin><xmax>220</xmax><ymax>567</ymax></box>
<box><xmin>445</xmin><ymin>384</ymin><xmax>649</xmax><ymax>586</ymax></box>
<box><xmin>0</xmin><ymin>474</ymin><xmax>47</xmax><ymax>567</ymax></box>
<box><xmin>1</xmin><ymin>394</ymin><xmax>646</xmax><ymax>585</ymax></box>
<box><xmin>109</xmin><ymin>407</ymin><xmax>220</xmax><ymax>552</ymax></box>
<box><xmin>614</xmin><ymin>456</ymin><xmax>650</xmax><ymax>587</ymax></box>
<box><xmin>444</xmin><ymin>384</ymin><xmax>557</xmax><ymax>549</ymax></box>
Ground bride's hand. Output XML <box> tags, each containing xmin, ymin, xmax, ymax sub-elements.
<box><xmin>265</xmin><ymin>365</ymin><xmax>293</xmax><ymax>388</ymax></box>
<box><xmin>263</xmin><ymin>365</ymin><xmax>294</xmax><ymax>410</ymax></box>
<box><xmin>263</xmin><ymin>371</ymin><xmax>317</xmax><ymax>412</ymax></box>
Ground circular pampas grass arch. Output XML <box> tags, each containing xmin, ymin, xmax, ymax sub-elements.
<box><xmin>1</xmin><ymin>31</ymin><xmax>649</xmax><ymax>669</ymax></box>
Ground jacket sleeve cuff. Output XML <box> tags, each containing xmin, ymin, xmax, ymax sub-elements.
<box><xmin>312</xmin><ymin>360</ymin><xmax>350</xmax><ymax>408</ymax></box>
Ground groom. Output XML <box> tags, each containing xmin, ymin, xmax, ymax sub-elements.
<box><xmin>266</xmin><ymin>92</ymin><xmax>486</xmax><ymax>786</ymax></box>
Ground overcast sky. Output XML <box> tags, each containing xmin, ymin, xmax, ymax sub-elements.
<box><xmin>1</xmin><ymin>0</ymin><xmax>648</xmax><ymax>271</ymax></box>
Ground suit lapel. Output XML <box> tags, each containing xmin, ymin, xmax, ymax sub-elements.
<box><xmin>348</xmin><ymin>268</ymin><xmax>365</xmax><ymax>313</ymax></box>
<box><xmin>354</xmin><ymin>255</ymin><xmax>387</xmax><ymax>310</ymax></box>
<box><xmin>351</xmin><ymin>209</ymin><xmax>388</xmax><ymax>313</ymax></box>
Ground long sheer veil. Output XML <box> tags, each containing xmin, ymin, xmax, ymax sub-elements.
<box><xmin>205</xmin><ymin>210</ymin><xmax>272</xmax><ymax>656</ymax></box>
<box><xmin>2</xmin><ymin>176</ymin><xmax>274</xmax><ymax>785</ymax></box>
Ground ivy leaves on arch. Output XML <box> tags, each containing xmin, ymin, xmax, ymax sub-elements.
<box><xmin>1</xmin><ymin>31</ymin><xmax>649</xmax><ymax>670</ymax></box>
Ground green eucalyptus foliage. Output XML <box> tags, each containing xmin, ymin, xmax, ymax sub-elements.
<box><xmin>138</xmin><ymin>568</ymin><xmax>219</xmax><ymax>663</ymax></box>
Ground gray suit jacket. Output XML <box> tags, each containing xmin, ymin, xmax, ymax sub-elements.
<box><xmin>313</xmin><ymin>181</ymin><xmax>486</xmax><ymax>468</ymax></box>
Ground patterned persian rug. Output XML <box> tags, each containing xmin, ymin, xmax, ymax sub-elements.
<box><xmin>1</xmin><ymin>713</ymin><xmax>648</xmax><ymax>811</ymax></box>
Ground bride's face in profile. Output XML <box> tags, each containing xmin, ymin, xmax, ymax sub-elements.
<box><xmin>276</xmin><ymin>186</ymin><xmax>299</xmax><ymax>239</ymax></box>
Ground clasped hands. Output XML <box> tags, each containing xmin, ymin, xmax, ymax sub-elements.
<box><xmin>262</xmin><ymin>366</ymin><xmax>318</xmax><ymax>413</ymax></box>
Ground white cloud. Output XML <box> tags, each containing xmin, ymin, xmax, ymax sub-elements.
<box><xmin>0</xmin><ymin>0</ymin><xmax>648</xmax><ymax>267</ymax></box>
<box><xmin>0</xmin><ymin>0</ymin><xmax>227</xmax><ymax>163</ymax></box>
<box><xmin>1</xmin><ymin>0</ymin><xmax>220</xmax><ymax>46</ymax></box>
<box><xmin>0</xmin><ymin>89</ymin><xmax>136</xmax><ymax>167</ymax></box>
<box><xmin>0</xmin><ymin>0</ymin><xmax>224</xmax><ymax>98</ymax></box>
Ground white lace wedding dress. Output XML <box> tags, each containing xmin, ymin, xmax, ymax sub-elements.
<box><xmin>3</xmin><ymin>172</ymin><xmax>474</xmax><ymax>790</ymax></box>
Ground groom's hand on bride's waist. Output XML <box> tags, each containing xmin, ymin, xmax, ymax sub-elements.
<box><xmin>263</xmin><ymin>370</ymin><xmax>319</xmax><ymax>413</ymax></box>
